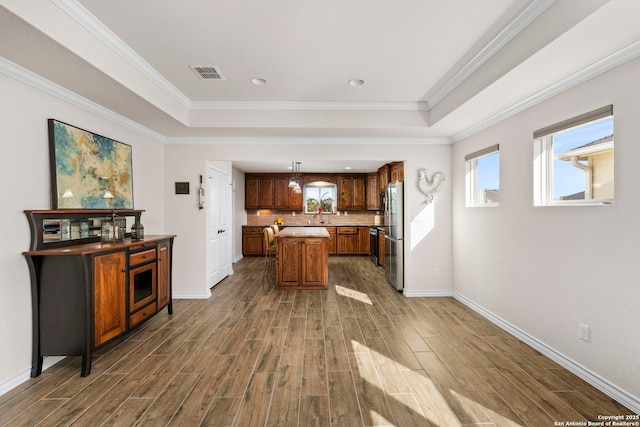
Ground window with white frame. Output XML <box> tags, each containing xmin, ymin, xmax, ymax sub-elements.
<box><xmin>465</xmin><ymin>144</ymin><xmax>500</xmax><ymax>207</ymax></box>
<box><xmin>533</xmin><ymin>105</ymin><xmax>614</xmax><ymax>206</ymax></box>
<box><xmin>303</xmin><ymin>182</ymin><xmax>336</xmax><ymax>214</ymax></box>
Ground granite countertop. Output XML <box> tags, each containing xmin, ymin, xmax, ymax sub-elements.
<box><xmin>245</xmin><ymin>224</ymin><xmax>385</xmax><ymax>229</ymax></box>
<box><xmin>251</xmin><ymin>224</ymin><xmax>380</xmax><ymax>227</ymax></box>
<box><xmin>277</xmin><ymin>226</ymin><xmax>330</xmax><ymax>238</ymax></box>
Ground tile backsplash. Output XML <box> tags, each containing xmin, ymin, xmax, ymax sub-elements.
<box><xmin>246</xmin><ymin>210</ymin><xmax>382</xmax><ymax>226</ymax></box>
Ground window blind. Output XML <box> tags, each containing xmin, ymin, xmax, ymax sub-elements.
<box><xmin>464</xmin><ymin>144</ymin><xmax>499</xmax><ymax>162</ymax></box>
<box><xmin>533</xmin><ymin>105</ymin><xmax>613</xmax><ymax>139</ymax></box>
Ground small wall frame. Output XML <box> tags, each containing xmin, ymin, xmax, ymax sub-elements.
<box><xmin>175</xmin><ymin>182</ymin><xmax>190</xmax><ymax>194</ymax></box>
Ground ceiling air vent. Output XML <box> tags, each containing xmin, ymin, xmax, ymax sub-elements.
<box><xmin>190</xmin><ymin>65</ymin><xmax>224</xmax><ymax>80</ymax></box>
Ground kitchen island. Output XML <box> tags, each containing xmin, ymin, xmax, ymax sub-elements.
<box><xmin>276</xmin><ymin>226</ymin><xmax>329</xmax><ymax>290</ymax></box>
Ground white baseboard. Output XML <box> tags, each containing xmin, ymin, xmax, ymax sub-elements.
<box><xmin>0</xmin><ymin>356</ymin><xmax>65</xmax><ymax>397</ymax></box>
<box><xmin>453</xmin><ymin>292</ymin><xmax>640</xmax><ymax>414</ymax></box>
<box><xmin>402</xmin><ymin>289</ymin><xmax>454</xmax><ymax>297</ymax></box>
<box><xmin>172</xmin><ymin>291</ymin><xmax>211</xmax><ymax>299</ymax></box>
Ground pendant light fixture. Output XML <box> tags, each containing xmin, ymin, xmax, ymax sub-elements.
<box><xmin>293</xmin><ymin>162</ymin><xmax>302</xmax><ymax>193</ymax></box>
<box><xmin>289</xmin><ymin>161</ymin><xmax>302</xmax><ymax>192</ymax></box>
<box><xmin>288</xmin><ymin>161</ymin><xmax>297</xmax><ymax>188</ymax></box>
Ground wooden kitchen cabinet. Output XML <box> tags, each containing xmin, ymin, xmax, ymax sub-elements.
<box><xmin>390</xmin><ymin>161</ymin><xmax>404</xmax><ymax>182</ymax></box>
<box><xmin>242</xmin><ymin>226</ymin><xmax>265</xmax><ymax>256</ymax></box>
<box><xmin>378</xmin><ymin>164</ymin><xmax>390</xmax><ymax>194</ymax></box>
<box><xmin>274</xmin><ymin>176</ymin><xmax>303</xmax><ymax>210</ymax></box>
<box><xmin>245</xmin><ymin>175</ymin><xmax>274</xmax><ymax>209</ymax></box>
<box><xmin>326</xmin><ymin>226</ymin><xmax>337</xmax><ymax>254</ymax></box>
<box><xmin>276</xmin><ymin>228</ymin><xmax>329</xmax><ymax>290</ymax></box>
<box><xmin>378</xmin><ymin>228</ymin><xmax>385</xmax><ymax>268</ymax></box>
<box><xmin>337</xmin><ymin>227</ymin><xmax>358</xmax><ymax>254</ymax></box>
<box><xmin>337</xmin><ymin>175</ymin><xmax>366</xmax><ymax>211</ymax></box>
<box><xmin>94</xmin><ymin>251</ymin><xmax>127</xmax><ymax>347</ymax></box>
<box><xmin>23</xmin><ymin>209</ymin><xmax>175</xmax><ymax>377</ymax></box>
<box><xmin>246</xmin><ymin>174</ymin><xmax>302</xmax><ymax>210</ymax></box>
<box><xmin>366</xmin><ymin>172</ymin><xmax>380</xmax><ymax>210</ymax></box>
<box><xmin>357</xmin><ymin>227</ymin><xmax>370</xmax><ymax>255</ymax></box>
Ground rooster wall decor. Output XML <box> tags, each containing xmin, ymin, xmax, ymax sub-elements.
<box><xmin>418</xmin><ymin>169</ymin><xmax>445</xmax><ymax>204</ymax></box>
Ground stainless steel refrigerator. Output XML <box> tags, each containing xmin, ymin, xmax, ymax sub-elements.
<box><xmin>384</xmin><ymin>180</ymin><xmax>404</xmax><ymax>291</ymax></box>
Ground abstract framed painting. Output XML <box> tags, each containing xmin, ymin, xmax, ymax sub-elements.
<box><xmin>48</xmin><ymin>119</ymin><xmax>134</xmax><ymax>209</ymax></box>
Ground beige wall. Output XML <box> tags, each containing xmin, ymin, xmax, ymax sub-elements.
<box><xmin>452</xmin><ymin>58</ymin><xmax>640</xmax><ymax>403</ymax></box>
<box><xmin>2</xmin><ymin>49</ymin><xmax>637</xmax><ymax>412</ymax></box>
<box><xmin>0</xmin><ymin>72</ymin><xmax>165</xmax><ymax>392</ymax></box>
<box><xmin>163</xmin><ymin>143</ymin><xmax>453</xmax><ymax>299</ymax></box>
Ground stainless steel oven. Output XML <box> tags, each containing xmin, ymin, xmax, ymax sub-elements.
<box><xmin>369</xmin><ymin>226</ymin><xmax>379</xmax><ymax>265</ymax></box>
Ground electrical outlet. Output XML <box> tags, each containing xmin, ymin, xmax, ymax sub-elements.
<box><xmin>579</xmin><ymin>323</ymin><xmax>590</xmax><ymax>342</ymax></box>
<box><xmin>433</xmin><ymin>268</ymin><xmax>440</xmax><ymax>277</ymax></box>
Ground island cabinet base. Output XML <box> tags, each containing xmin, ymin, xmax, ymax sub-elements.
<box><xmin>276</xmin><ymin>237</ymin><xmax>328</xmax><ymax>290</ymax></box>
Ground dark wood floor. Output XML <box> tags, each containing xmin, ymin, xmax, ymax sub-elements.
<box><xmin>0</xmin><ymin>256</ymin><xmax>633</xmax><ymax>426</ymax></box>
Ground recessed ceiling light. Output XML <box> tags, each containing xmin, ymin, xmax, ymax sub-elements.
<box><xmin>348</xmin><ymin>79</ymin><xmax>365</xmax><ymax>87</ymax></box>
<box><xmin>345</xmin><ymin>166</ymin><xmax>352</xmax><ymax>170</ymax></box>
<box><xmin>251</xmin><ymin>78</ymin><xmax>268</xmax><ymax>85</ymax></box>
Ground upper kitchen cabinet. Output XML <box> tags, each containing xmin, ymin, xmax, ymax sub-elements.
<box><xmin>245</xmin><ymin>175</ymin><xmax>274</xmax><ymax>209</ymax></box>
<box><xmin>337</xmin><ymin>175</ymin><xmax>366</xmax><ymax>211</ymax></box>
<box><xmin>390</xmin><ymin>161</ymin><xmax>404</xmax><ymax>182</ymax></box>
<box><xmin>378</xmin><ymin>164</ymin><xmax>390</xmax><ymax>194</ymax></box>
<box><xmin>366</xmin><ymin>172</ymin><xmax>380</xmax><ymax>211</ymax></box>
<box><xmin>274</xmin><ymin>175</ymin><xmax>303</xmax><ymax>210</ymax></box>
<box><xmin>246</xmin><ymin>174</ymin><xmax>302</xmax><ymax>210</ymax></box>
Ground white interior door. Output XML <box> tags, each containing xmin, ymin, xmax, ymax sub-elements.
<box><xmin>207</xmin><ymin>165</ymin><xmax>231</xmax><ymax>288</ymax></box>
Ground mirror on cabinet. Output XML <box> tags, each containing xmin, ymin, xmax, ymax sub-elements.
<box><xmin>41</xmin><ymin>215</ymin><xmax>136</xmax><ymax>243</ymax></box>
<box><xmin>303</xmin><ymin>181</ymin><xmax>336</xmax><ymax>214</ymax></box>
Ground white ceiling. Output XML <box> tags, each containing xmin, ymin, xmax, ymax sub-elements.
<box><xmin>2</xmin><ymin>0</ymin><xmax>640</xmax><ymax>172</ymax></box>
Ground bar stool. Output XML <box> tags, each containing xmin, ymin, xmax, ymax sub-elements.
<box><xmin>263</xmin><ymin>226</ymin><xmax>276</xmax><ymax>271</ymax></box>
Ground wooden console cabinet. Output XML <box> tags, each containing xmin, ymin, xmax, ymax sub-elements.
<box><xmin>23</xmin><ymin>209</ymin><xmax>176</xmax><ymax>377</ymax></box>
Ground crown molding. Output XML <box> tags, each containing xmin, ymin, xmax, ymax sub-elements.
<box><xmin>189</xmin><ymin>101</ymin><xmax>429</xmax><ymax>111</ymax></box>
<box><xmin>52</xmin><ymin>0</ymin><xmax>191</xmax><ymax>108</ymax></box>
<box><xmin>0</xmin><ymin>56</ymin><xmax>166</xmax><ymax>142</ymax></box>
<box><xmin>427</xmin><ymin>0</ymin><xmax>556</xmax><ymax>108</ymax></box>
<box><xmin>51</xmin><ymin>1</ymin><xmax>431</xmax><ymax>115</ymax></box>
<box><xmin>165</xmin><ymin>136</ymin><xmax>451</xmax><ymax>145</ymax></box>
<box><xmin>451</xmin><ymin>39</ymin><xmax>640</xmax><ymax>143</ymax></box>
<box><xmin>53</xmin><ymin>0</ymin><xmax>556</xmax><ymax>116</ymax></box>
